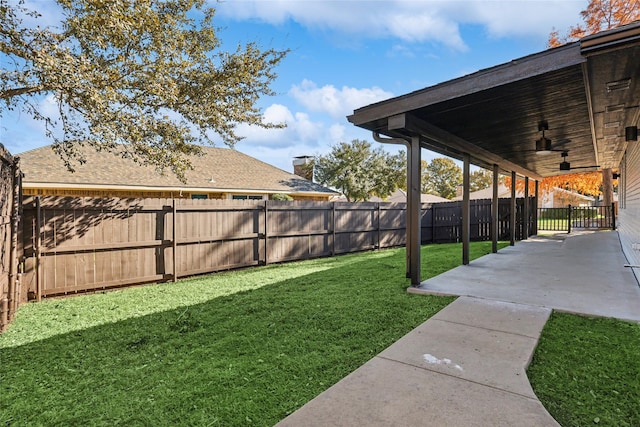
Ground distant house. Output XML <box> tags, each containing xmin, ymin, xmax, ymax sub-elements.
<box><xmin>19</xmin><ymin>145</ymin><xmax>338</xmax><ymax>201</ymax></box>
<box><xmin>452</xmin><ymin>184</ymin><xmax>594</xmax><ymax>208</ymax></box>
<box><xmin>370</xmin><ymin>189</ymin><xmax>449</xmax><ymax>203</ymax></box>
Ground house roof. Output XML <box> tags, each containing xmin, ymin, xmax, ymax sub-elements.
<box><xmin>551</xmin><ymin>186</ymin><xmax>595</xmax><ymax>201</ymax></box>
<box><xmin>387</xmin><ymin>189</ymin><xmax>450</xmax><ymax>203</ymax></box>
<box><xmin>452</xmin><ymin>183</ymin><xmax>595</xmax><ymax>202</ymax></box>
<box><xmin>18</xmin><ymin>145</ymin><xmax>338</xmax><ymax>196</ymax></box>
<box><xmin>452</xmin><ymin>184</ymin><xmax>520</xmax><ymax>201</ymax></box>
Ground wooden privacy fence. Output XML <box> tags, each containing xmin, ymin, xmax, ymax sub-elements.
<box><xmin>20</xmin><ymin>196</ymin><xmax>535</xmax><ymax>299</ymax></box>
<box><xmin>0</xmin><ymin>146</ymin><xmax>22</xmax><ymax>332</ymax></box>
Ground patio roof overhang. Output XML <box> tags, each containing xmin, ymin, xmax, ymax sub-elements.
<box><xmin>348</xmin><ymin>21</ymin><xmax>640</xmax><ymax>180</ymax></box>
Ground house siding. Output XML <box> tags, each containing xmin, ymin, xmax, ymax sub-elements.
<box><xmin>618</xmin><ymin>141</ymin><xmax>640</xmax><ymax>270</ymax></box>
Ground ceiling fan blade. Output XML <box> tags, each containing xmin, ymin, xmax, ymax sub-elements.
<box><xmin>551</xmin><ymin>138</ymin><xmax>571</xmax><ymax>148</ymax></box>
<box><xmin>570</xmin><ymin>165</ymin><xmax>600</xmax><ymax>170</ymax></box>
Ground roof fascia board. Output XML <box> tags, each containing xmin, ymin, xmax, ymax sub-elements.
<box><xmin>348</xmin><ymin>43</ymin><xmax>584</xmax><ymax>127</ymax></box>
<box><xmin>389</xmin><ymin>113</ymin><xmax>543</xmax><ymax>180</ymax></box>
<box><xmin>22</xmin><ymin>182</ymin><xmax>337</xmax><ymax>196</ymax></box>
<box><xmin>580</xmin><ymin>22</ymin><xmax>640</xmax><ymax>54</ymax></box>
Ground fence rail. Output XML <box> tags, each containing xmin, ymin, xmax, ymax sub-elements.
<box><xmin>537</xmin><ymin>204</ymin><xmax>616</xmax><ymax>233</ymax></box>
<box><xmin>20</xmin><ymin>196</ymin><xmax>536</xmax><ymax>299</ymax></box>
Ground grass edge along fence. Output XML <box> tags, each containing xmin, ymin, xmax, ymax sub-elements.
<box><xmin>18</xmin><ymin>195</ymin><xmax>535</xmax><ymax>301</ymax></box>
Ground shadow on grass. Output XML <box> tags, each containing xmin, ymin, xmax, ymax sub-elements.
<box><xmin>1</xmin><ymin>242</ymin><xmax>501</xmax><ymax>426</ymax></box>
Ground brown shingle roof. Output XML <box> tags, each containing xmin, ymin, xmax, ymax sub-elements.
<box><xmin>18</xmin><ymin>145</ymin><xmax>337</xmax><ymax>196</ymax></box>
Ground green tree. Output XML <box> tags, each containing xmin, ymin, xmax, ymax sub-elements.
<box><xmin>421</xmin><ymin>157</ymin><xmax>462</xmax><ymax>199</ymax></box>
<box><xmin>1</xmin><ymin>0</ymin><xmax>287</xmax><ymax>180</ymax></box>
<box><xmin>313</xmin><ymin>140</ymin><xmax>406</xmax><ymax>202</ymax></box>
<box><xmin>470</xmin><ymin>169</ymin><xmax>493</xmax><ymax>192</ymax></box>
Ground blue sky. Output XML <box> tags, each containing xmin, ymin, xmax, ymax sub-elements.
<box><xmin>1</xmin><ymin>0</ymin><xmax>587</xmax><ymax>173</ymax></box>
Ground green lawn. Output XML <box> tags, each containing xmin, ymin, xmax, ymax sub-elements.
<box><xmin>538</xmin><ymin>218</ymin><xmax>569</xmax><ymax>232</ymax></box>
<box><xmin>528</xmin><ymin>312</ymin><xmax>640</xmax><ymax>427</ymax></box>
<box><xmin>4</xmin><ymin>241</ymin><xmax>635</xmax><ymax>426</ymax></box>
<box><xmin>0</xmin><ymin>242</ymin><xmax>499</xmax><ymax>427</ymax></box>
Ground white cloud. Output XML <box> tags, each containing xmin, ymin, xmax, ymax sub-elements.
<box><xmin>215</xmin><ymin>1</ymin><xmax>585</xmax><ymax>49</ymax></box>
<box><xmin>456</xmin><ymin>1</ymin><xmax>584</xmax><ymax>38</ymax></box>
<box><xmin>289</xmin><ymin>80</ymin><xmax>393</xmax><ymax>119</ymax></box>
<box><xmin>234</xmin><ymin>103</ymin><xmax>324</xmax><ymax>148</ymax></box>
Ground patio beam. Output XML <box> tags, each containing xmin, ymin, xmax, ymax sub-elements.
<box><xmin>387</xmin><ymin>113</ymin><xmax>543</xmax><ymax>181</ymax></box>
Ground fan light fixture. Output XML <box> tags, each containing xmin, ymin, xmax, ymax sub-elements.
<box><xmin>559</xmin><ymin>151</ymin><xmax>570</xmax><ymax>171</ymax></box>
<box><xmin>535</xmin><ymin>121</ymin><xmax>553</xmax><ymax>155</ymax></box>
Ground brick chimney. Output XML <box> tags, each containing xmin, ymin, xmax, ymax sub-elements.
<box><xmin>292</xmin><ymin>156</ymin><xmax>314</xmax><ymax>181</ymax></box>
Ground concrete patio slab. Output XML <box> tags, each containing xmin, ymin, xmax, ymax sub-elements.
<box><xmin>410</xmin><ymin>231</ymin><xmax>640</xmax><ymax>322</ymax></box>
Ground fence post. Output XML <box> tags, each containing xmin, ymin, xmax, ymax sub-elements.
<box><xmin>35</xmin><ymin>196</ymin><xmax>42</xmax><ymax>302</ymax></box>
<box><xmin>611</xmin><ymin>202</ymin><xmax>616</xmax><ymax>230</ymax></box>
<box><xmin>331</xmin><ymin>202</ymin><xmax>336</xmax><ymax>256</ymax></box>
<box><xmin>263</xmin><ymin>200</ymin><xmax>269</xmax><ymax>265</ymax></box>
<box><xmin>8</xmin><ymin>157</ymin><xmax>20</xmax><ymax>319</ymax></box>
<box><xmin>567</xmin><ymin>204</ymin><xmax>572</xmax><ymax>234</ymax></box>
<box><xmin>376</xmin><ymin>203</ymin><xmax>381</xmax><ymax>249</ymax></box>
<box><xmin>1</xmin><ymin>298</ymin><xmax>7</xmax><ymax>331</ymax></box>
<box><xmin>172</xmin><ymin>199</ymin><xmax>177</xmax><ymax>282</ymax></box>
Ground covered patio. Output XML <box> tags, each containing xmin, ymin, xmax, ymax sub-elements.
<box><xmin>348</xmin><ymin>22</ymin><xmax>640</xmax><ymax>287</ymax></box>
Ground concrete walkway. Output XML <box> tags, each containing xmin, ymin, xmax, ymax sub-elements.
<box><xmin>277</xmin><ymin>231</ymin><xmax>640</xmax><ymax>426</ymax></box>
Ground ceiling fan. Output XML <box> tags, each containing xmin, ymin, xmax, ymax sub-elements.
<box><xmin>534</xmin><ymin>121</ymin><xmax>571</xmax><ymax>155</ymax></box>
<box><xmin>559</xmin><ymin>151</ymin><xmax>599</xmax><ymax>171</ymax></box>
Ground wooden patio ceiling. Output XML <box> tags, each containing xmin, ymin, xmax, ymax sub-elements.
<box><xmin>348</xmin><ymin>22</ymin><xmax>640</xmax><ymax>180</ymax></box>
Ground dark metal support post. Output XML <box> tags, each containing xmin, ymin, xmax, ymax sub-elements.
<box><xmin>510</xmin><ymin>171</ymin><xmax>516</xmax><ymax>246</ymax></box>
<box><xmin>462</xmin><ymin>154</ymin><xmax>470</xmax><ymax>265</ymax></box>
<box><xmin>408</xmin><ymin>136</ymin><xmax>421</xmax><ymax>286</ymax></box>
<box><xmin>492</xmin><ymin>164</ymin><xmax>499</xmax><ymax>253</ymax></box>
<box><xmin>523</xmin><ymin>176</ymin><xmax>529</xmax><ymax>239</ymax></box>
<box><xmin>534</xmin><ymin>180</ymin><xmax>539</xmax><ymax>235</ymax></box>
<box><xmin>567</xmin><ymin>204</ymin><xmax>572</xmax><ymax>234</ymax></box>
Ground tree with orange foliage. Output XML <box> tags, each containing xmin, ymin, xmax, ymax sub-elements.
<box><xmin>546</xmin><ymin>0</ymin><xmax>636</xmax><ymax>205</ymax></box>
<box><xmin>504</xmin><ymin>171</ymin><xmax>605</xmax><ymax>198</ymax></box>
<box><xmin>548</xmin><ymin>0</ymin><xmax>640</xmax><ymax>47</ymax></box>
